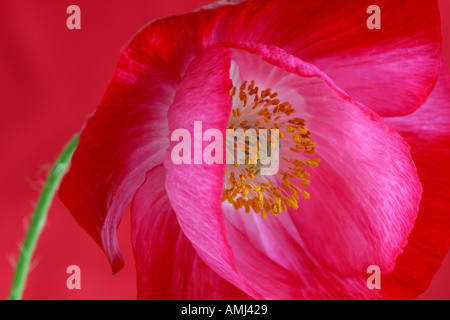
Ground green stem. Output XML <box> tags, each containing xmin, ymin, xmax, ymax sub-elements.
<box><xmin>8</xmin><ymin>134</ymin><xmax>79</xmax><ymax>300</ymax></box>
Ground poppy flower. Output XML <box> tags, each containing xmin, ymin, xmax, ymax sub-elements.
<box><xmin>59</xmin><ymin>0</ymin><xmax>450</xmax><ymax>299</ymax></box>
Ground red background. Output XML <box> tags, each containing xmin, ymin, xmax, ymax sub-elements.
<box><xmin>0</xmin><ymin>0</ymin><xmax>449</xmax><ymax>300</ymax></box>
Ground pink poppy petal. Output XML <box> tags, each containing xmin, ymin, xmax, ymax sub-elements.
<box><xmin>132</xmin><ymin>165</ymin><xmax>250</xmax><ymax>299</ymax></box>
<box><xmin>383</xmin><ymin>64</ymin><xmax>450</xmax><ymax>299</ymax></box>
<box><xmin>164</xmin><ymin>44</ymin><xmax>262</xmax><ymax>299</ymax></box>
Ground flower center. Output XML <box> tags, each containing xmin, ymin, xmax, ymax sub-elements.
<box><xmin>222</xmin><ymin>80</ymin><xmax>320</xmax><ymax>219</ymax></box>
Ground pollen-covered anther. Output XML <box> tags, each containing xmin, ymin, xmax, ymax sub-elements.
<box><xmin>224</xmin><ymin>80</ymin><xmax>320</xmax><ymax>219</ymax></box>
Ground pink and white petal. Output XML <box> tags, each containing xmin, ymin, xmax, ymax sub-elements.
<box><xmin>165</xmin><ymin>43</ymin><xmax>422</xmax><ymax>299</ymax></box>
<box><xmin>164</xmin><ymin>44</ymin><xmax>262</xmax><ymax>299</ymax></box>
<box><xmin>234</xmin><ymin>44</ymin><xmax>422</xmax><ymax>275</ymax></box>
<box><xmin>59</xmin><ymin>46</ymin><xmax>177</xmax><ymax>272</ymax></box>
<box><xmin>383</xmin><ymin>64</ymin><xmax>450</xmax><ymax>299</ymax></box>
<box><xmin>132</xmin><ymin>165</ymin><xmax>250</xmax><ymax>300</ymax></box>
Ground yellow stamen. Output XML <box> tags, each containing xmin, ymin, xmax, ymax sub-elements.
<box><xmin>225</xmin><ymin>80</ymin><xmax>320</xmax><ymax>218</ymax></box>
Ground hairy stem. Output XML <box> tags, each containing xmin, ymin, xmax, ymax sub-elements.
<box><xmin>8</xmin><ymin>134</ymin><xmax>79</xmax><ymax>300</ymax></box>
